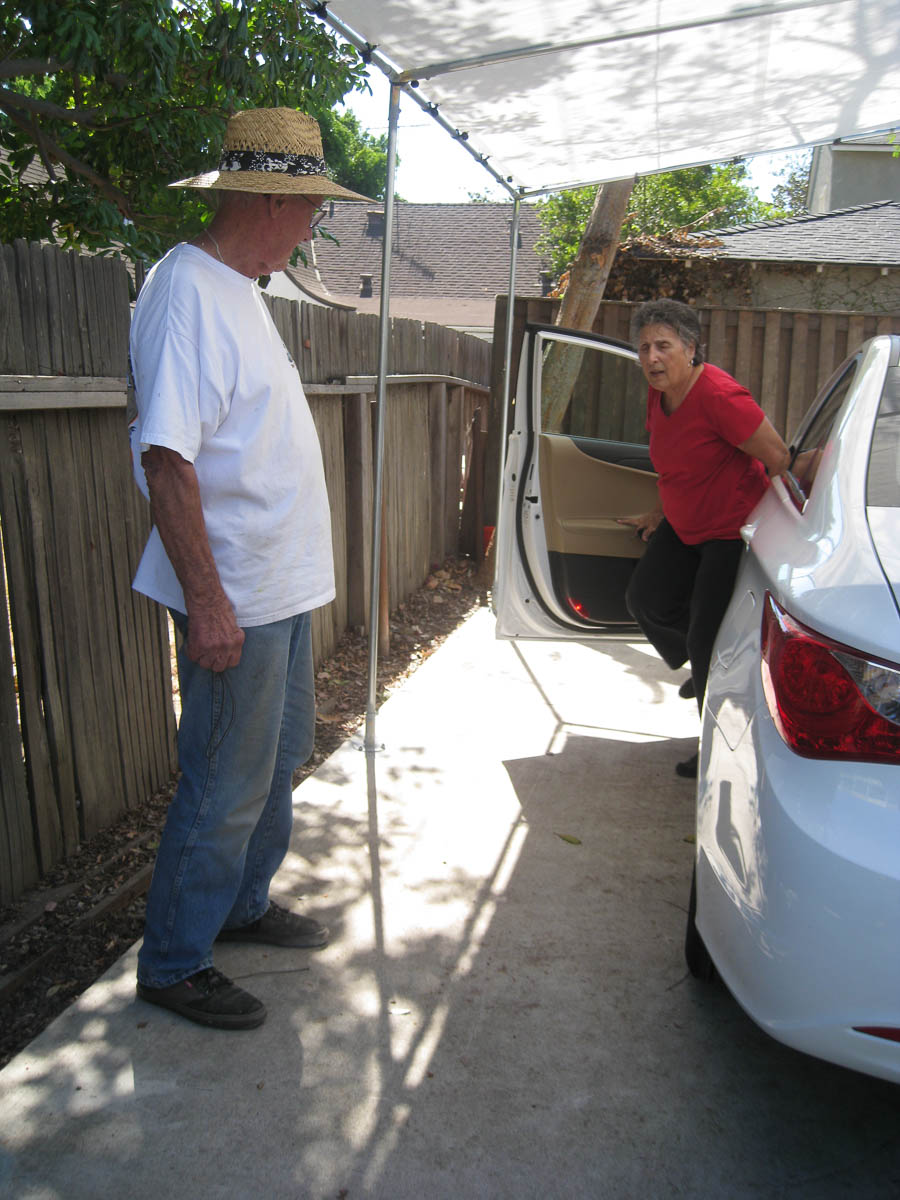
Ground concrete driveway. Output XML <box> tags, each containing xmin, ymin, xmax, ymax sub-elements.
<box><xmin>1</xmin><ymin>607</ymin><xmax>899</xmax><ymax>1198</ymax></box>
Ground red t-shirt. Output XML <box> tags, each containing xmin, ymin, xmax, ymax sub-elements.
<box><xmin>647</xmin><ymin>363</ymin><xmax>768</xmax><ymax>544</ymax></box>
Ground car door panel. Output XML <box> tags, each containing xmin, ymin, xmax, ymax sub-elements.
<box><xmin>539</xmin><ymin>434</ymin><xmax>658</xmax><ymax>557</ymax></box>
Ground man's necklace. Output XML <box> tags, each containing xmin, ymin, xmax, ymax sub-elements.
<box><xmin>206</xmin><ymin>229</ymin><xmax>225</xmax><ymax>264</ymax></box>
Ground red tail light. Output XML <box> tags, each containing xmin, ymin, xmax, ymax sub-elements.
<box><xmin>760</xmin><ymin>593</ymin><xmax>900</xmax><ymax>764</ymax></box>
<box><xmin>854</xmin><ymin>1026</ymin><xmax>900</xmax><ymax>1043</ymax></box>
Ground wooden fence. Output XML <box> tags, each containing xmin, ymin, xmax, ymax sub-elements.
<box><xmin>0</xmin><ymin>241</ymin><xmax>491</xmax><ymax>905</ymax></box>
<box><xmin>0</xmin><ymin>242</ymin><xmax>176</xmax><ymax>904</ymax></box>
<box><xmin>486</xmin><ymin>296</ymin><xmax>900</xmax><ymax>519</ymax></box>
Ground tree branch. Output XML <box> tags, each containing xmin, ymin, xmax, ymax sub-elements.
<box><xmin>0</xmin><ymin>85</ymin><xmax>101</xmax><ymax>126</ymax></box>
<box><xmin>0</xmin><ymin>57</ymin><xmax>65</xmax><ymax>81</ymax></box>
<box><xmin>1</xmin><ymin>103</ymin><xmax>133</xmax><ymax>218</ymax></box>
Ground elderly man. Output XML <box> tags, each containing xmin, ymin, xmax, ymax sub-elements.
<box><xmin>130</xmin><ymin>109</ymin><xmax>369</xmax><ymax>1029</ymax></box>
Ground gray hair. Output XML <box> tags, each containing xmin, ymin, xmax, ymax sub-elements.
<box><xmin>630</xmin><ymin>299</ymin><xmax>705</xmax><ymax>365</ymax></box>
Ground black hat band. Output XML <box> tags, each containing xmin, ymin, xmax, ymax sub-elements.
<box><xmin>219</xmin><ymin>149</ymin><xmax>329</xmax><ymax>177</ymax></box>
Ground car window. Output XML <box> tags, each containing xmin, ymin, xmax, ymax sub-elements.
<box><xmin>538</xmin><ymin>333</ymin><xmax>648</xmax><ymax>442</ymax></box>
<box><xmin>786</xmin><ymin>357</ymin><xmax>860</xmax><ymax>510</ymax></box>
<box><xmin>867</xmin><ymin>367</ymin><xmax>900</xmax><ymax>507</ymax></box>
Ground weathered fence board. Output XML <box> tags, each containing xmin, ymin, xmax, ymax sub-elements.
<box><xmin>307</xmin><ymin>391</ymin><xmax>349</xmax><ymax>666</ymax></box>
<box><xmin>343</xmin><ymin>392</ymin><xmax>374</xmax><ymax>628</ymax></box>
<box><xmin>0</xmin><ymin>529</ymin><xmax>38</xmax><ymax>898</ymax></box>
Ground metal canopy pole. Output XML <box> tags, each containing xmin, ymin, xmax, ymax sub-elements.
<box><xmin>364</xmin><ymin>80</ymin><xmax>401</xmax><ymax>754</ymax></box>
<box><xmin>493</xmin><ymin>195</ymin><xmax>521</xmax><ymax>590</ymax></box>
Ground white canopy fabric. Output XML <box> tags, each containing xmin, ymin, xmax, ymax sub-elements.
<box><xmin>319</xmin><ymin>0</ymin><xmax>899</xmax><ymax>195</ymax></box>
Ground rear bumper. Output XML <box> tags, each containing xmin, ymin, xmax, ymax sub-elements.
<box><xmin>697</xmin><ymin>696</ymin><xmax>900</xmax><ymax>1084</ymax></box>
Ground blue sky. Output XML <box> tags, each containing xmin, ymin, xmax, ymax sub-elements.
<box><xmin>340</xmin><ymin>69</ymin><xmax>802</xmax><ymax>205</ymax></box>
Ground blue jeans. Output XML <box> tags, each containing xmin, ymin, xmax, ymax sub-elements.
<box><xmin>137</xmin><ymin>610</ymin><xmax>316</xmax><ymax>988</ymax></box>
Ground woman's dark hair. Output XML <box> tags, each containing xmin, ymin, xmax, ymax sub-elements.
<box><xmin>630</xmin><ymin>299</ymin><xmax>705</xmax><ymax>365</ymax></box>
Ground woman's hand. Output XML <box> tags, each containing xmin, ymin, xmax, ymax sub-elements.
<box><xmin>617</xmin><ymin>510</ymin><xmax>663</xmax><ymax>542</ymax></box>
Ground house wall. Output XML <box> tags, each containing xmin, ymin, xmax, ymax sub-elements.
<box><xmin>809</xmin><ymin>146</ymin><xmax>900</xmax><ymax>214</ymax></box>
<box><xmin>703</xmin><ymin>263</ymin><xmax>900</xmax><ymax>315</ymax></box>
<box><xmin>603</xmin><ymin>253</ymin><xmax>900</xmax><ymax>315</ymax></box>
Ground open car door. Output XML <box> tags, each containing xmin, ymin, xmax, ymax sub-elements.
<box><xmin>494</xmin><ymin>324</ymin><xmax>658</xmax><ymax>639</ymax></box>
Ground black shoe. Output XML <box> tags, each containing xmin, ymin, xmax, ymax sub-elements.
<box><xmin>676</xmin><ymin>752</ymin><xmax>699</xmax><ymax>779</ymax></box>
<box><xmin>678</xmin><ymin>677</ymin><xmax>696</xmax><ymax>700</ymax></box>
<box><xmin>137</xmin><ymin>967</ymin><xmax>266</xmax><ymax>1030</ymax></box>
<box><xmin>217</xmin><ymin>901</ymin><xmax>329</xmax><ymax>949</ymax></box>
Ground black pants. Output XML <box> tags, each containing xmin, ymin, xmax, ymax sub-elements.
<box><xmin>625</xmin><ymin>518</ymin><xmax>744</xmax><ymax>713</ymax></box>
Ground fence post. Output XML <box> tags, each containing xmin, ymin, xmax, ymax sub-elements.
<box><xmin>429</xmin><ymin>382</ymin><xmax>448</xmax><ymax>566</ymax></box>
<box><xmin>445</xmin><ymin>385</ymin><xmax>464</xmax><ymax>557</ymax></box>
<box><xmin>343</xmin><ymin>391</ymin><xmax>373</xmax><ymax>629</ymax></box>
<box><xmin>460</xmin><ymin>400</ymin><xmax>487</xmax><ymax>563</ymax></box>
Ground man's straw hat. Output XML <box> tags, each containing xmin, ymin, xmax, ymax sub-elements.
<box><xmin>170</xmin><ymin>108</ymin><xmax>372</xmax><ymax>201</ymax></box>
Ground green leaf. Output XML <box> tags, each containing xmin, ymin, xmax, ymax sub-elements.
<box><xmin>555</xmin><ymin>833</ymin><xmax>582</xmax><ymax>845</ymax></box>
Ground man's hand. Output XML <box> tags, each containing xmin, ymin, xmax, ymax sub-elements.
<box><xmin>142</xmin><ymin>445</ymin><xmax>245</xmax><ymax>670</ymax></box>
<box><xmin>185</xmin><ymin>600</ymin><xmax>245</xmax><ymax>672</ymax></box>
<box><xmin>617</xmin><ymin>510</ymin><xmax>663</xmax><ymax>542</ymax></box>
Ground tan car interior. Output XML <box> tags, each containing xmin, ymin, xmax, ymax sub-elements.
<box><xmin>538</xmin><ymin>434</ymin><xmax>660</xmax><ymax>560</ymax></box>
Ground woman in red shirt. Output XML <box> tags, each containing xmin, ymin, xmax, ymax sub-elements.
<box><xmin>620</xmin><ymin>299</ymin><xmax>789</xmax><ymax>778</ymax></box>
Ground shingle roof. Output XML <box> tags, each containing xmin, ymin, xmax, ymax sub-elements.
<box><xmin>691</xmin><ymin>201</ymin><xmax>900</xmax><ymax>266</ymax></box>
<box><xmin>281</xmin><ymin>253</ymin><xmax>357</xmax><ymax>308</ymax></box>
<box><xmin>311</xmin><ymin>201</ymin><xmax>551</xmax><ymax>304</ymax></box>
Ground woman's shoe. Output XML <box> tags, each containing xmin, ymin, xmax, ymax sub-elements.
<box><xmin>675</xmin><ymin>752</ymin><xmax>698</xmax><ymax>779</ymax></box>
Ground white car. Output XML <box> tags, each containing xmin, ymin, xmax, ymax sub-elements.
<box><xmin>493</xmin><ymin>323</ymin><xmax>900</xmax><ymax>1084</ymax></box>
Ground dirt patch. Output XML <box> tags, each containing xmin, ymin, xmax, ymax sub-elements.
<box><xmin>0</xmin><ymin>557</ymin><xmax>487</xmax><ymax>1069</ymax></box>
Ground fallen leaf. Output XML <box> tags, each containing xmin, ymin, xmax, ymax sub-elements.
<box><xmin>555</xmin><ymin>833</ymin><xmax>582</xmax><ymax>845</ymax></box>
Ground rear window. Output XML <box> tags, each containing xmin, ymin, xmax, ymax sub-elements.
<box><xmin>867</xmin><ymin>368</ymin><xmax>900</xmax><ymax>508</ymax></box>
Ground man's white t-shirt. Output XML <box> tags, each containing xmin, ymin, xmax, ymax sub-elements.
<box><xmin>130</xmin><ymin>243</ymin><xmax>335</xmax><ymax>627</ymax></box>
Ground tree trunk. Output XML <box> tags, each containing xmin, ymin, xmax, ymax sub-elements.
<box><xmin>541</xmin><ymin>177</ymin><xmax>635</xmax><ymax>429</ymax></box>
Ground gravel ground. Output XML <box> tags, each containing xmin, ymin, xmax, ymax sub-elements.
<box><xmin>0</xmin><ymin>557</ymin><xmax>487</xmax><ymax>1069</ymax></box>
